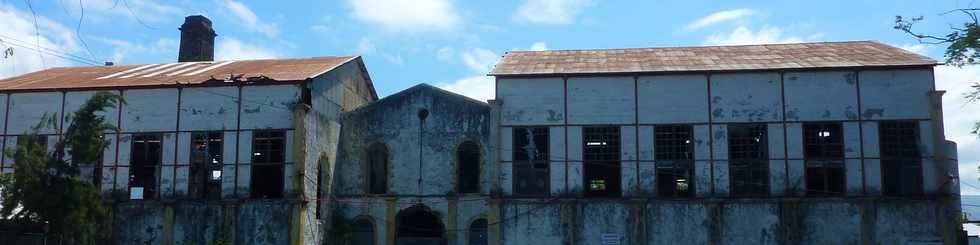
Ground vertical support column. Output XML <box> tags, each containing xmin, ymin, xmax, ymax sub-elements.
<box><xmin>447</xmin><ymin>197</ymin><xmax>458</xmax><ymax>245</ymax></box>
<box><xmin>290</xmin><ymin>103</ymin><xmax>310</xmax><ymax>245</ymax></box>
<box><xmin>163</xmin><ymin>204</ymin><xmax>175</xmax><ymax>245</ymax></box>
<box><xmin>488</xmin><ymin>198</ymin><xmax>502</xmax><ymax>245</ymax></box>
<box><xmin>560</xmin><ymin>199</ymin><xmax>577</xmax><ymax>245</ymax></box>
<box><xmin>385</xmin><ymin>198</ymin><xmax>397</xmax><ymax>245</ymax></box>
<box><xmin>928</xmin><ymin>90</ymin><xmax>957</xmax><ymax>245</ymax></box>
<box><xmin>628</xmin><ymin>199</ymin><xmax>646</xmax><ymax>245</ymax></box>
<box><xmin>488</xmin><ymin>100</ymin><xmax>502</xmax><ymax>194</ymax></box>
<box><xmin>706</xmin><ymin>201</ymin><xmax>722</xmax><ymax>245</ymax></box>
<box><xmin>223</xmin><ymin>203</ymin><xmax>239</xmax><ymax>245</ymax></box>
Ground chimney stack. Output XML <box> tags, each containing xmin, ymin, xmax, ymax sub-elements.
<box><xmin>178</xmin><ymin>15</ymin><xmax>216</xmax><ymax>62</ymax></box>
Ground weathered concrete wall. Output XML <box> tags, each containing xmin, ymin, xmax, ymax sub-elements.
<box><xmin>336</xmin><ymin>84</ymin><xmax>490</xmax><ymax>196</ymax></box>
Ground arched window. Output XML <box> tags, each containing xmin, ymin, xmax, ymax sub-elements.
<box><xmin>457</xmin><ymin>141</ymin><xmax>480</xmax><ymax>193</ymax></box>
<box><xmin>350</xmin><ymin>218</ymin><xmax>376</xmax><ymax>245</ymax></box>
<box><xmin>468</xmin><ymin>218</ymin><xmax>488</xmax><ymax>245</ymax></box>
<box><xmin>367</xmin><ymin>143</ymin><xmax>388</xmax><ymax>194</ymax></box>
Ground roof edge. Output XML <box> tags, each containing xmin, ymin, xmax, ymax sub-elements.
<box><xmin>489</xmin><ymin>64</ymin><xmax>938</xmax><ymax>77</ymax></box>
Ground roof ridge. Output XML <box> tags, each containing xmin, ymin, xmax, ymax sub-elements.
<box><xmin>504</xmin><ymin>40</ymin><xmax>879</xmax><ymax>54</ymax></box>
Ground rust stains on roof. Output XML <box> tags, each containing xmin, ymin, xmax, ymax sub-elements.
<box><xmin>489</xmin><ymin>41</ymin><xmax>938</xmax><ymax>76</ymax></box>
<box><xmin>0</xmin><ymin>56</ymin><xmax>358</xmax><ymax>91</ymax></box>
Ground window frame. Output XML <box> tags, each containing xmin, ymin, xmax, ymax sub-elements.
<box><xmin>654</xmin><ymin>125</ymin><xmax>695</xmax><ymax>198</ymax></box>
<box><xmin>189</xmin><ymin>131</ymin><xmax>223</xmax><ymax>200</ymax></box>
<box><xmin>130</xmin><ymin>133</ymin><xmax>163</xmax><ymax>200</ymax></box>
<box><xmin>878</xmin><ymin>120</ymin><xmax>923</xmax><ymax>197</ymax></box>
<box><xmin>583</xmin><ymin>126</ymin><xmax>621</xmax><ymax>198</ymax></box>
<box><xmin>365</xmin><ymin>142</ymin><xmax>389</xmax><ymax>195</ymax></box>
<box><xmin>511</xmin><ymin>127</ymin><xmax>550</xmax><ymax>197</ymax></box>
<box><xmin>802</xmin><ymin>122</ymin><xmax>846</xmax><ymax>197</ymax></box>
<box><xmin>727</xmin><ymin>124</ymin><xmax>769</xmax><ymax>197</ymax></box>
<box><xmin>250</xmin><ymin>130</ymin><xmax>286</xmax><ymax>199</ymax></box>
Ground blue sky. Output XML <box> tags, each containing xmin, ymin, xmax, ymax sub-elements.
<box><xmin>1</xmin><ymin>0</ymin><xmax>979</xmax><ymax>194</ymax></box>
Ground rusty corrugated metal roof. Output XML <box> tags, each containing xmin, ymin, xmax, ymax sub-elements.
<box><xmin>489</xmin><ymin>41</ymin><xmax>937</xmax><ymax>76</ymax></box>
<box><xmin>0</xmin><ymin>56</ymin><xmax>358</xmax><ymax>91</ymax></box>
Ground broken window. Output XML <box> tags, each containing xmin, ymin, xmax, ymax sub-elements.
<box><xmin>880</xmin><ymin>121</ymin><xmax>922</xmax><ymax>196</ymax></box>
<box><xmin>350</xmin><ymin>218</ymin><xmax>376</xmax><ymax>245</ymax></box>
<box><xmin>367</xmin><ymin>143</ymin><xmax>389</xmax><ymax>194</ymax></box>
<box><xmin>728</xmin><ymin>124</ymin><xmax>768</xmax><ymax>197</ymax></box>
<box><xmin>468</xmin><ymin>218</ymin><xmax>488</xmax><ymax>245</ymax></box>
<box><xmin>457</xmin><ymin>141</ymin><xmax>481</xmax><ymax>194</ymax></box>
<box><xmin>130</xmin><ymin>134</ymin><xmax>162</xmax><ymax>200</ymax></box>
<box><xmin>804</xmin><ymin>123</ymin><xmax>845</xmax><ymax>196</ymax></box>
<box><xmin>513</xmin><ymin>127</ymin><xmax>549</xmax><ymax>196</ymax></box>
<box><xmin>655</xmin><ymin>125</ymin><xmax>694</xmax><ymax>198</ymax></box>
<box><xmin>584</xmin><ymin>127</ymin><xmax>621</xmax><ymax>197</ymax></box>
<box><xmin>251</xmin><ymin>130</ymin><xmax>285</xmax><ymax>199</ymax></box>
<box><xmin>189</xmin><ymin>132</ymin><xmax>223</xmax><ymax>199</ymax></box>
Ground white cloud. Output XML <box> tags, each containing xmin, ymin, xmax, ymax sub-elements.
<box><xmin>0</xmin><ymin>3</ymin><xmax>80</xmax><ymax>79</ymax></box>
<box><xmin>61</xmin><ymin>0</ymin><xmax>182</xmax><ymax>25</ymax></box>
<box><xmin>435</xmin><ymin>47</ymin><xmax>502</xmax><ymax>102</ymax></box>
<box><xmin>355</xmin><ymin>37</ymin><xmax>374</xmax><ymax>54</ymax></box>
<box><xmin>215</xmin><ymin>38</ymin><xmax>277</xmax><ymax>60</ymax></box>
<box><xmin>220</xmin><ymin>0</ymin><xmax>280</xmax><ymax>38</ymax></box>
<box><xmin>459</xmin><ymin>48</ymin><xmax>498</xmax><ymax>73</ymax></box>
<box><xmin>437</xmin><ymin>75</ymin><xmax>494</xmax><ymax>102</ymax></box>
<box><xmin>347</xmin><ymin>0</ymin><xmax>461</xmax><ymax>31</ymax></box>
<box><xmin>513</xmin><ymin>0</ymin><xmax>595</xmax><ymax>25</ymax></box>
<box><xmin>934</xmin><ymin>65</ymin><xmax>980</xmax><ymax>195</ymax></box>
<box><xmin>436</xmin><ymin>47</ymin><xmax>454</xmax><ymax>61</ymax></box>
<box><xmin>704</xmin><ymin>25</ymin><xmax>809</xmax><ymax>45</ymax></box>
<box><xmin>530</xmin><ymin>41</ymin><xmax>548</xmax><ymax>51</ymax></box>
<box><xmin>684</xmin><ymin>8</ymin><xmax>755</xmax><ymax>30</ymax></box>
<box><xmin>898</xmin><ymin>43</ymin><xmax>930</xmax><ymax>56</ymax></box>
<box><xmin>90</xmin><ymin>36</ymin><xmax>177</xmax><ymax>63</ymax></box>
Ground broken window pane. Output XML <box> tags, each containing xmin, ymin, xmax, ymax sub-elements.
<box><xmin>879</xmin><ymin>121</ymin><xmax>922</xmax><ymax>196</ymax></box>
<box><xmin>130</xmin><ymin>134</ymin><xmax>162</xmax><ymax>200</ymax></box>
<box><xmin>803</xmin><ymin>123</ymin><xmax>845</xmax><ymax>196</ymax></box>
<box><xmin>584</xmin><ymin>126</ymin><xmax>620</xmax><ymax>197</ymax></box>
<box><xmin>251</xmin><ymin>130</ymin><xmax>285</xmax><ymax>198</ymax></box>
<box><xmin>512</xmin><ymin>127</ymin><xmax>549</xmax><ymax>196</ymax></box>
<box><xmin>190</xmin><ymin>131</ymin><xmax>223</xmax><ymax>199</ymax></box>
<box><xmin>728</xmin><ymin>124</ymin><xmax>768</xmax><ymax>197</ymax></box>
<box><xmin>655</xmin><ymin>125</ymin><xmax>694</xmax><ymax>198</ymax></box>
<box><xmin>367</xmin><ymin>143</ymin><xmax>388</xmax><ymax>194</ymax></box>
<box><xmin>457</xmin><ymin>141</ymin><xmax>481</xmax><ymax>194</ymax></box>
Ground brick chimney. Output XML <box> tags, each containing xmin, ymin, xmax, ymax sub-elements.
<box><xmin>178</xmin><ymin>15</ymin><xmax>216</xmax><ymax>62</ymax></box>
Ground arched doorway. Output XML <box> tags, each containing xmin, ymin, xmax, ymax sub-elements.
<box><xmin>396</xmin><ymin>205</ymin><xmax>445</xmax><ymax>245</ymax></box>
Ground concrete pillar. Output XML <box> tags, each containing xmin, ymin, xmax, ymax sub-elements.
<box><xmin>290</xmin><ymin>103</ymin><xmax>310</xmax><ymax>245</ymax></box>
<box><xmin>447</xmin><ymin>197</ymin><xmax>458</xmax><ymax>245</ymax></box>
<box><xmin>488</xmin><ymin>100</ymin><xmax>502</xmax><ymax>195</ymax></box>
<box><xmin>488</xmin><ymin>198</ymin><xmax>502</xmax><ymax>245</ymax></box>
<box><xmin>627</xmin><ymin>199</ymin><xmax>646</xmax><ymax>245</ymax></box>
<box><xmin>386</xmin><ymin>198</ymin><xmax>397</xmax><ymax>245</ymax></box>
<box><xmin>560</xmin><ymin>199</ymin><xmax>577</xmax><ymax>245</ymax></box>
<box><xmin>928</xmin><ymin>91</ymin><xmax>958</xmax><ymax>245</ymax></box>
<box><xmin>163</xmin><ymin>204</ymin><xmax>175</xmax><ymax>245</ymax></box>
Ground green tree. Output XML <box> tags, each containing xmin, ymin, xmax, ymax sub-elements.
<box><xmin>894</xmin><ymin>8</ymin><xmax>980</xmax><ymax>135</ymax></box>
<box><xmin>0</xmin><ymin>91</ymin><xmax>123</xmax><ymax>245</ymax></box>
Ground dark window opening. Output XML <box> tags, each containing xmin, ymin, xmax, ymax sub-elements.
<box><xmin>130</xmin><ymin>134</ymin><xmax>162</xmax><ymax>200</ymax></box>
<box><xmin>251</xmin><ymin>130</ymin><xmax>285</xmax><ymax>199</ymax></box>
<box><xmin>513</xmin><ymin>127</ymin><xmax>549</xmax><ymax>196</ymax></box>
<box><xmin>584</xmin><ymin>127</ymin><xmax>621</xmax><ymax>197</ymax></box>
<box><xmin>367</xmin><ymin>143</ymin><xmax>389</xmax><ymax>194</ymax></box>
<box><xmin>396</xmin><ymin>205</ymin><xmax>445</xmax><ymax>243</ymax></box>
<box><xmin>728</xmin><ymin>124</ymin><xmax>768</xmax><ymax>197</ymax></box>
<box><xmin>350</xmin><ymin>218</ymin><xmax>376</xmax><ymax>245</ymax></box>
<box><xmin>803</xmin><ymin>123</ymin><xmax>845</xmax><ymax>196</ymax></box>
<box><xmin>468</xmin><ymin>218</ymin><xmax>488</xmax><ymax>245</ymax></box>
<box><xmin>190</xmin><ymin>132</ymin><xmax>223</xmax><ymax>199</ymax></box>
<box><xmin>880</xmin><ymin>121</ymin><xmax>922</xmax><ymax>196</ymax></box>
<box><xmin>458</xmin><ymin>141</ymin><xmax>481</xmax><ymax>194</ymax></box>
<box><xmin>655</xmin><ymin>125</ymin><xmax>694</xmax><ymax>198</ymax></box>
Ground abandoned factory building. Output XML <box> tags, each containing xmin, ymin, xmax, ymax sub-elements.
<box><xmin>0</xmin><ymin>16</ymin><xmax>964</xmax><ymax>245</ymax></box>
